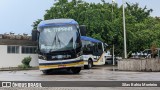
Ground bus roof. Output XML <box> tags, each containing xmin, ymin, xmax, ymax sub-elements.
<box><xmin>38</xmin><ymin>19</ymin><xmax>78</xmax><ymax>28</ymax></box>
<box><xmin>81</xmin><ymin>36</ymin><xmax>102</xmax><ymax>43</ymax></box>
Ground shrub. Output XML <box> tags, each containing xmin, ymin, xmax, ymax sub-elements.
<box><xmin>18</xmin><ymin>64</ymin><xmax>28</xmax><ymax>69</ymax></box>
<box><xmin>22</xmin><ymin>56</ymin><xmax>32</xmax><ymax>68</ymax></box>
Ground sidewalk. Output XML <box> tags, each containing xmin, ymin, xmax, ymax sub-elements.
<box><xmin>0</xmin><ymin>67</ymin><xmax>39</xmax><ymax>71</ymax></box>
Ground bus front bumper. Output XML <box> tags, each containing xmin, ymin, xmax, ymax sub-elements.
<box><xmin>39</xmin><ymin>59</ymin><xmax>84</xmax><ymax>70</ymax></box>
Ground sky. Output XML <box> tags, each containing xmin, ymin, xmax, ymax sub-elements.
<box><xmin>0</xmin><ymin>0</ymin><xmax>159</xmax><ymax>35</ymax></box>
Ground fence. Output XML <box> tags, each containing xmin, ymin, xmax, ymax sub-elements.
<box><xmin>118</xmin><ymin>58</ymin><xmax>160</xmax><ymax>71</ymax></box>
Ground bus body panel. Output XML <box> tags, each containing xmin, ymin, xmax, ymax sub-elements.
<box><xmin>82</xmin><ymin>55</ymin><xmax>94</xmax><ymax>65</ymax></box>
<box><xmin>93</xmin><ymin>52</ymin><xmax>106</xmax><ymax>65</ymax></box>
<box><xmin>82</xmin><ymin>52</ymin><xmax>106</xmax><ymax>66</ymax></box>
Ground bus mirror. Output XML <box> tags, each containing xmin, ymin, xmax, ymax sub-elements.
<box><xmin>32</xmin><ymin>30</ymin><xmax>39</xmax><ymax>41</ymax></box>
<box><xmin>79</xmin><ymin>25</ymin><xmax>86</xmax><ymax>36</ymax></box>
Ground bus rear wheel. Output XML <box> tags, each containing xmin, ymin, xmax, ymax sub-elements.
<box><xmin>86</xmin><ymin>59</ymin><xmax>93</xmax><ymax>69</ymax></box>
<box><xmin>70</xmin><ymin>67</ymin><xmax>81</xmax><ymax>74</ymax></box>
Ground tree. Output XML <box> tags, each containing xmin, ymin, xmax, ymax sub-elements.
<box><xmin>32</xmin><ymin>0</ymin><xmax>160</xmax><ymax>57</ymax></box>
<box><xmin>32</xmin><ymin>19</ymin><xmax>42</xmax><ymax>30</ymax></box>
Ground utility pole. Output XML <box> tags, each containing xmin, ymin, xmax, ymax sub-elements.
<box><xmin>122</xmin><ymin>0</ymin><xmax>127</xmax><ymax>58</ymax></box>
<box><xmin>112</xmin><ymin>0</ymin><xmax>115</xmax><ymax>65</ymax></box>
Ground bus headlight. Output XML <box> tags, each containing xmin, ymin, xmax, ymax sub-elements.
<box><xmin>76</xmin><ymin>53</ymin><xmax>81</xmax><ymax>57</ymax></box>
<box><xmin>43</xmin><ymin>56</ymin><xmax>47</xmax><ymax>60</ymax></box>
<box><xmin>38</xmin><ymin>55</ymin><xmax>47</xmax><ymax>60</ymax></box>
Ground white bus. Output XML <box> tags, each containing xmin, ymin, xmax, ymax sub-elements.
<box><xmin>81</xmin><ymin>36</ymin><xmax>106</xmax><ymax>69</ymax></box>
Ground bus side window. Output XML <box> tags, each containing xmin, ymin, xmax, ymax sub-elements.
<box><xmin>98</xmin><ymin>43</ymin><xmax>102</xmax><ymax>50</ymax></box>
<box><xmin>83</xmin><ymin>45</ymin><xmax>87</xmax><ymax>51</ymax></box>
<box><xmin>87</xmin><ymin>44</ymin><xmax>91</xmax><ymax>50</ymax></box>
<box><xmin>97</xmin><ymin>43</ymin><xmax>103</xmax><ymax>54</ymax></box>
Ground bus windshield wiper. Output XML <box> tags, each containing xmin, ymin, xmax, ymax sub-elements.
<box><xmin>49</xmin><ymin>33</ymin><xmax>57</xmax><ymax>53</ymax></box>
<box><xmin>49</xmin><ymin>32</ymin><xmax>64</xmax><ymax>53</ymax></box>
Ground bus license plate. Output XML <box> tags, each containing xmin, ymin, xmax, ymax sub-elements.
<box><xmin>58</xmin><ymin>65</ymin><xmax>66</xmax><ymax>68</ymax></box>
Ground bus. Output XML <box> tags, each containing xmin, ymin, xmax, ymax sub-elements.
<box><xmin>81</xmin><ymin>36</ymin><xmax>106</xmax><ymax>69</ymax></box>
<box><xmin>37</xmin><ymin>19</ymin><xmax>83</xmax><ymax>74</ymax></box>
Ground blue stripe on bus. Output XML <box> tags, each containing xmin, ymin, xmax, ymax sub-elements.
<box><xmin>38</xmin><ymin>19</ymin><xmax>78</xmax><ymax>28</ymax></box>
<box><xmin>39</xmin><ymin>59</ymin><xmax>83</xmax><ymax>65</ymax></box>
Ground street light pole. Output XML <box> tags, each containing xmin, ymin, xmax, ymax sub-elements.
<box><xmin>112</xmin><ymin>0</ymin><xmax>115</xmax><ymax>65</ymax></box>
<box><xmin>122</xmin><ymin>0</ymin><xmax>127</xmax><ymax>58</ymax></box>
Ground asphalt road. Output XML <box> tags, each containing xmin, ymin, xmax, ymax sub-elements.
<box><xmin>0</xmin><ymin>65</ymin><xmax>160</xmax><ymax>90</ymax></box>
<box><xmin>0</xmin><ymin>65</ymin><xmax>160</xmax><ymax>81</ymax></box>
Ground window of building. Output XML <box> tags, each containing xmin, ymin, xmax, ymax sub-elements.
<box><xmin>22</xmin><ymin>46</ymin><xmax>36</xmax><ymax>54</ymax></box>
<box><xmin>7</xmin><ymin>46</ymin><xmax>19</xmax><ymax>53</ymax></box>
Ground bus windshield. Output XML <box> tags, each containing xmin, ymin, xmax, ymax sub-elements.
<box><xmin>39</xmin><ymin>25</ymin><xmax>80</xmax><ymax>53</ymax></box>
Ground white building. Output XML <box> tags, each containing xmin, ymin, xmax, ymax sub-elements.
<box><xmin>0</xmin><ymin>36</ymin><xmax>38</xmax><ymax>68</ymax></box>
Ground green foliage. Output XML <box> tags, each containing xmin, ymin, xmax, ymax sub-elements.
<box><xmin>21</xmin><ymin>56</ymin><xmax>32</xmax><ymax>68</ymax></box>
<box><xmin>32</xmin><ymin>19</ymin><xmax>42</xmax><ymax>30</ymax></box>
<box><xmin>18</xmin><ymin>64</ymin><xmax>29</xmax><ymax>69</ymax></box>
<box><xmin>32</xmin><ymin>0</ymin><xmax>160</xmax><ymax>58</ymax></box>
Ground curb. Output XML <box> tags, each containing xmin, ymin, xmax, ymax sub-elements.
<box><xmin>0</xmin><ymin>67</ymin><xmax>39</xmax><ymax>71</ymax></box>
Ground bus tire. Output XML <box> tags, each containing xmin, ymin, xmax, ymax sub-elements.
<box><xmin>42</xmin><ymin>70</ymin><xmax>51</xmax><ymax>75</ymax></box>
<box><xmin>70</xmin><ymin>67</ymin><xmax>81</xmax><ymax>74</ymax></box>
<box><xmin>87</xmin><ymin>59</ymin><xmax>93</xmax><ymax>69</ymax></box>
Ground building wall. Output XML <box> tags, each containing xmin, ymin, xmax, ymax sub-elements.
<box><xmin>0</xmin><ymin>45</ymin><xmax>38</xmax><ymax>68</ymax></box>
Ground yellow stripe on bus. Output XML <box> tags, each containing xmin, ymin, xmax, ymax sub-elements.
<box><xmin>39</xmin><ymin>61</ymin><xmax>84</xmax><ymax>69</ymax></box>
<box><xmin>93</xmin><ymin>52</ymin><xmax>105</xmax><ymax>65</ymax></box>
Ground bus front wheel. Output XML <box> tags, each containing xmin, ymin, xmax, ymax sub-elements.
<box><xmin>70</xmin><ymin>67</ymin><xmax>81</xmax><ymax>74</ymax></box>
<box><xmin>42</xmin><ymin>70</ymin><xmax>52</xmax><ymax>75</ymax></box>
